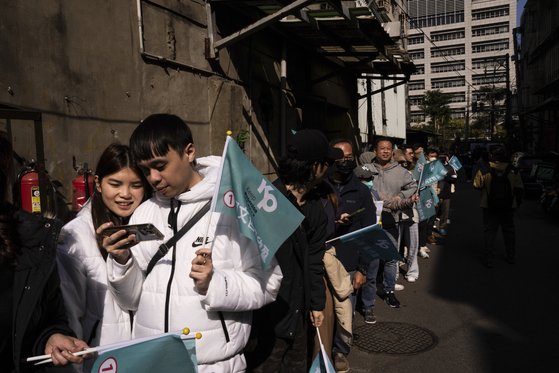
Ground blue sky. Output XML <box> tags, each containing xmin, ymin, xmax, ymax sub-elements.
<box><xmin>517</xmin><ymin>0</ymin><xmax>527</xmax><ymax>26</ymax></box>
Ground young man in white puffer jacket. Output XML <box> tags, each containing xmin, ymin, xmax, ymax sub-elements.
<box><xmin>102</xmin><ymin>114</ymin><xmax>282</xmax><ymax>373</ymax></box>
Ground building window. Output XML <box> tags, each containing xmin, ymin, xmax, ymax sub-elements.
<box><xmin>472</xmin><ymin>73</ymin><xmax>506</xmax><ymax>85</ymax></box>
<box><xmin>431</xmin><ymin>28</ymin><xmax>465</xmax><ymax>42</ymax></box>
<box><xmin>409</xmin><ymin>35</ymin><xmax>424</xmax><ymax>45</ymax></box>
<box><xmin>472</xmin><ymin>39</ymin><xmax>509</xmax><ymax>53</ymax></box>
<box><xmin>411</xmin><ymin>11</ymin><xmax>465</xmax><ymax>28</ymax></box>
<box><xmin>408</xmin><ymin>81</ymin><xmax>425</xmax><ymax>90</ymax></box>
<box><xmin>472</xmin><ymin>22</ymin><xmax>509</xmax><ymax>37</ymax></box>
<box><xmin>409</xmin><ymin>49</ymin><xmax>425</xmax><ymax>60</ymax></box>
<box><xmin>410</xmin><ymin>112</ymin><xmax>426</xmax><ymax>122</ymax></box>
<box><xmin>450</xmin><ymin>109</ymin><xmax>465</xmax><ymax>119</ymax></box>
<box><xmin>448</xmin><ymin>93</ymin><xmax>466</xmax><ymax>103</ymax></box>
<box><xmin>431</xmin><ymin>61</ymin><xmax>465</xmax><ymax>73</ymax></box>
<box><xmin>472</xmin><ymin>5</ymin><xmax>509</xmax><ymax>20</ymax></box>
<box><xmin>413</xmin><ymin>64</ymin><xmax>425</xmax><ymax>75</ymax></box>
<box><xmin>431</xmin><ymin>45</ymin><xmax>465</xmax><ymax>58</ymax></box>
<box><xmin>431</xmin><ymin>77</ymin><xmax>465</xmax><ymax>88</ymax></box>
<box><xmin>409</xmin><ymin>95</ymin><xmax>424</xmax><ymax>106</ymax></box>
<box><xmin>472</xmin><ymin>56</ymin><xmax>508</xmax><ymax>70</ymax></box>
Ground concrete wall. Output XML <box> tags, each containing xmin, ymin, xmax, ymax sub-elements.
<box><xmin>0</xmin><ymin>0</ymin><xmax>358</xmax><ymax>213</ymax></box>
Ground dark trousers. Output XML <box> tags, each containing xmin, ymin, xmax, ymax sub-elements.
<box><xmin>418</xmin><ymin>217</ymin><xmax>434</xmax><ymax>247</ymax></box>
<box><xmin>246</xmin><ymin>317</ymin><xmax>308</xmax><ymax>373</ymax></box>
<box><xmin>482</xmin><ymin>208</ymin><xmax>516</xmax><ymax>259</ymax></box>
<box><xmin>438</xmin><ymin>198</ymin><xmax>451</xmax><ymax>230</ymax></box>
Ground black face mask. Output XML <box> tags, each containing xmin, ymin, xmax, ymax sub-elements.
<box><xmin>334</xmin><ymin>159</ymin><xmax>357</xmax><ymax>175</ymax></box>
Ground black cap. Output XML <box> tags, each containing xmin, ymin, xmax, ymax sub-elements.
<box><xmin>287</xmin><ymin>129</ymin><xmax>343</xmax><ymax>162</ymax></box>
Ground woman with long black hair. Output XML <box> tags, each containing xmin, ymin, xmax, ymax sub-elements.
<box><xmin>56</xmin><ymin>143</ymin><xmax>150</xmax><ymax>367</ymax></box>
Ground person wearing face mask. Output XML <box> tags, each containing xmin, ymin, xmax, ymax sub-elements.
<box><xmin>326</xmin><ymin>139</ymin><xmax>376</xmax><ymax>373</ymax></box>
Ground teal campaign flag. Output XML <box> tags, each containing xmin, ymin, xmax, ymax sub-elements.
<box><xmin>448</xmin><ymin>155</ymin><xmax>463</xmax><ymax>171</ymax></box>
<box><xmin>412</xmin><ymin>153</ymin><xmax>427</xmax><ymax>181</ymax></box>
<box><xmin>420</xmin><ymin>160</ymin><xmax>448</xmax><ymax>188</ymax></box>
<box><xmin>309</xmin><ymin>350</ymin><xmax>335</xmax><ymax>373</ymax></box>
<box><xmin>212</xmin><ymin>136</ymin><xmax>305</xmax><ymax>269</ymax></box>
<box><xmin>417</xmin><ymin>186</ymin><xmax>438</xmax><ymax>222</ymax></box>
<box><xmin>90</xmin><ymin>334</ymin><xmax>197</xmax><ymax>373</ymax></box>
<box><xmin>327</xmin><ymin>224</ymin><xmax>401</xmax><ymax>262</ymax></box>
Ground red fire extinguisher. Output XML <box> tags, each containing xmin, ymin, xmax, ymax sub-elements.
<box><xmin>19</xmin><ymin>168</ymin><xmax>42</xmax><ymax>214</ymax></box>
<box><xmin>72</xmin><ymin>158</ymin><xmax>94</xmax><ymax>212</ymax></box>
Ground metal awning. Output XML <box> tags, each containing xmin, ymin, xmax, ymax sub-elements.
<box><xmin>205</xmin><ymin>0</ymin><xmax>415</xmax><ymax>77</ymax></box>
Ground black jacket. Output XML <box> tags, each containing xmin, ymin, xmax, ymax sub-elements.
<box><xmin>10</xmin><ymin>209</ymin><xmax>74</xmax><ymax>373</ymax></box>
<box><xmin>253</xmin><ymin>180</ymin><xmax>327</xmax><ymax>340</ymax></box>
<box><xmin>327</xmin><ymin>172</ymin><xmax>376</xmax><ymax>272</ymax></box>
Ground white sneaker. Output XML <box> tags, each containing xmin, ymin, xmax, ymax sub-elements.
<box><xmin>394</xmin><ymin>284</ymin><xmax>405</xmax><ymax>291</ymax></box>
<box><xmin>422</xmin><ymin>246</ymin><xmax>431</xmax><ymax>253</ymax></box>
<box><xmin>419</xmin><ymin>248</ymin><xmax>430</xmax><ymax>259</ymax></box>
<box><xmin>405</xmin><ymin>276</ymin><xmax>417</xmax><ymax>283</ymax></box>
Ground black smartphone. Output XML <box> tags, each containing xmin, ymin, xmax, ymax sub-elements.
<box><xmin>347</xmin><ymin>207</ymin><xmax>365</xmax><ymax>218</ymax></box>
<box><xmin>103</xmin><ymin>223</ymin><xmax>164</xmax><ymax>242</ymax></box>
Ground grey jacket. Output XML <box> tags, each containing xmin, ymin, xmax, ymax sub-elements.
<box><xmin>363</xmin><ymin>159</ymin><xmax>418</xmax><ymax>221</ymax></box>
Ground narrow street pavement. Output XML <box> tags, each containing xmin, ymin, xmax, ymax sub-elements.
<box><xmin>347</xmin><ymin>179</ymin><xmax>559</xmax><ymax>372</ymax></box>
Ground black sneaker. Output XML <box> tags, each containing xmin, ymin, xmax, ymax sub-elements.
<box><xmin>384</xmin><ymin>291</ymin><xmax>400</xmax><ymax>308</ymax></box>
<box><xmin>363</xmin><ymin>308</ymin><xmax>377</xmax><ymax>324</ymax></box>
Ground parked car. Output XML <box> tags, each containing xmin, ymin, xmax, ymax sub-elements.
<box><xmin>513</xmin><ymin>153</ymin><xmax>558</xmax><ymax>197</ymax></box>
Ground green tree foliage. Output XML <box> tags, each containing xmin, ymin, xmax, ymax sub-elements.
<box><xmin>420</xmin><ymin>90</ymin><xmax>451</xmax><ymax>137</ymax></box>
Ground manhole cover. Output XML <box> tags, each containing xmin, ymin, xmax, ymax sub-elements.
<box><xmin>353</xmin><ymin>322</ymin><xmax>437</xmax><ymax>355</ymax></box>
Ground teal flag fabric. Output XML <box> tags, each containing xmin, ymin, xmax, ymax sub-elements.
<box><xmin>309</xmin><ymin>352</ymin><xmax>335</xmax><ymax>373</ymax></box>
<box><xmin>448</xmin><ymin>155</ymin><xmax>463</xmax><ymax>171</ymax></box>
<box><xmin>212</xmin><ymin>137</ymin><xmax>305</xmax><ymax>269</ymax></box>
<box><xmin>331</xmin><ymin>224</ymin><xmax>401</xmax><ymax>262</ymax></box>
<box><xmin>412</xmin><ymin>153</ymin><xmax>427</xmax><ymax>181</ymax></box>
<box><xmin>419</xmin><ymin>160</ymin><xmax>448</xmax><ymax>188</ymax></box>
<box><xmin>417</xmin><ymin>187</ymin><xmax>438</xmax><ymax>222</ymax></box>
<box><xmin>90</xmin><ymin>335</ymin><xmax>197</xmax><ymax>373</ymax></box>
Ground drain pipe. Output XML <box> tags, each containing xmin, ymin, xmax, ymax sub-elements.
<box><xmin>280</xmin><ymin>40</ymin><xmax>287</xmax><ymax>157</ymax></box>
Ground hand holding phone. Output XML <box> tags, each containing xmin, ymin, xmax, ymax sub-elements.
<box><xmin>103</xmin><ymin>223</ymin><xmax>164</xmax><ymax>242</ymax></box>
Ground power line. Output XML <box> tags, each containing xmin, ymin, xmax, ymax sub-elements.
<box><xmin>393</xmin><ymin>1</ymin><xmax>513</xmax><ymax>95</ymax></box>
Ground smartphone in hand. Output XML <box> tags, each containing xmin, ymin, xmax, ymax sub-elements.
<box><xmin>103</xmin><ymin>223</ymin><xmax>164</xmax><ymax>242</ymax></box>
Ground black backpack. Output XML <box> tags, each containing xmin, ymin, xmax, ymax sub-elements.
<box><xmin>488</xmin><ymin>166</ymin><xmax>513</xmax><ymax>209</ymax></box>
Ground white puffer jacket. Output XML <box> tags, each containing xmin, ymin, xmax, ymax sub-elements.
<box><xmin>107</xmin><ymin>156</ymin><xmax>282</xmax><ymax>373</ymax></box>
<box><xmin>57</xmin><ymin>202</ymin><xmax>132</xmax><ymax>371</ymax></box>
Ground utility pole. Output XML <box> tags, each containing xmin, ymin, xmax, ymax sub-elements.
<box><xmin>505</xmin><ymin>53</ymin><xmax>512</xmax><ymax>147</ymax></box>
<box><xmin>465</xmin><ymin>85</ymin><xmax>470</xmax><ymax>140</ymax></box>
<box><xmin>366</xmin><ymin>78</ymin><xmax>374</xmax><ymax>145</ymax></box>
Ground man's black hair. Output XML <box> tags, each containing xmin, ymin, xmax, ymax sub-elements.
<box><xmin>426</xmin><ymin>148</ymin><xmax>439</xmax><ymax>156</ymax></box>
<box><xmin>277</xmin><ymin>157</ymin><xmax>317</xmax><ymax>192</ymax></box>
<box><xmin>401</xmin><ymin>143</ymin><xmax>414</xmax><ymax>151</ymax></box>
<box><xmin>412</xmin><ymin>143</ymin><xmax>425</xmax><ymax>151</ymax></box>
<box><xmin>374</xmin><ymin>137</ymin><xmax>394</xmax><ymax>149</ymax></box>
<box><xmin>130</xmin><ymin>114</ymin><xmax>194</xmax><ymax>162</ymax></box>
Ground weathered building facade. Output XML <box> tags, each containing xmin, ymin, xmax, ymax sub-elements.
<box><xmin>1</xmin><ymin>0</ymin><xmax>412</xmax><ymax>216</ymax></box>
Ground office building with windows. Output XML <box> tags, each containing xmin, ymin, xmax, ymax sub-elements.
<box><xmin>406</xmin><ymin>0</ymin><xmax>516</xmax><ymax>127</ymax></box>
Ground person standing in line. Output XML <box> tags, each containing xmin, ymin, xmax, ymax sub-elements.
<box><xmin>362</xmin><ymin>138</ymin><xmax>418</xmax><ymax>309</ymax></box>
<box><xmin>57</xmin><ymin>144</ymin><xmax>150</xmax><ymax>371</ymax></box>
<box><xmin>473</xmin><ymin>146</ymin><xmax>523</xmax><ymax>268</ymax></box>
<box><xmin>393</xmin><ymin>147</ymin><xmax>420</xmax><ymax>283</ymax></box>
<box><xmin>102</xmin><ymin>114</ymin><xmax>282</xmax><ymax>372</ymax></box>
<box><xmin>0</xmin><ymin>134</ymin><xmax>89</xmax><ymax>373</ymax></box>
<box><xmin>247</xmin><ymin>129</ymin><xmax>340</xmax><ymax>373</ymax></box>
<box><xmin>435</xmin><ymin>153</ymin><xmax>457</xmax><ymax>236</ymax></box>
<box><xmin>326</xmin><ymin>139</ymin><xmax>375</xmax><ymax>373</ymax></box>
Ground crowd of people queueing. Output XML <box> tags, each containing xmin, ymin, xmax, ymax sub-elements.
<box><xmin>1</xmin><ymin>115</ymin><xmax>522</xmax><ymax>373</ymax></box>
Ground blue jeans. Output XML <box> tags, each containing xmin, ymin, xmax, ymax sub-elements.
<box><xmin>361</xmin><ymin>257</ymin><xmax>398</xmax><ymax>310</ymax></box>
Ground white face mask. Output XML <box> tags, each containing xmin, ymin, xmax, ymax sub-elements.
<box><xmin>429</xmin><ymin>157</ymin><xmax>437</xmax><ymax>162</ymax></box>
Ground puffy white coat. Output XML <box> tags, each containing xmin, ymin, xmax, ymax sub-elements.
<box><xmin>57</xmin><ymin>202</ymin><xmax>132</xmax><ymax>371</ymax></box>
<box><xmin>107</xmin><ymin>156</ymin><xmax>282</xmax><ymax>373</ymax></box>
